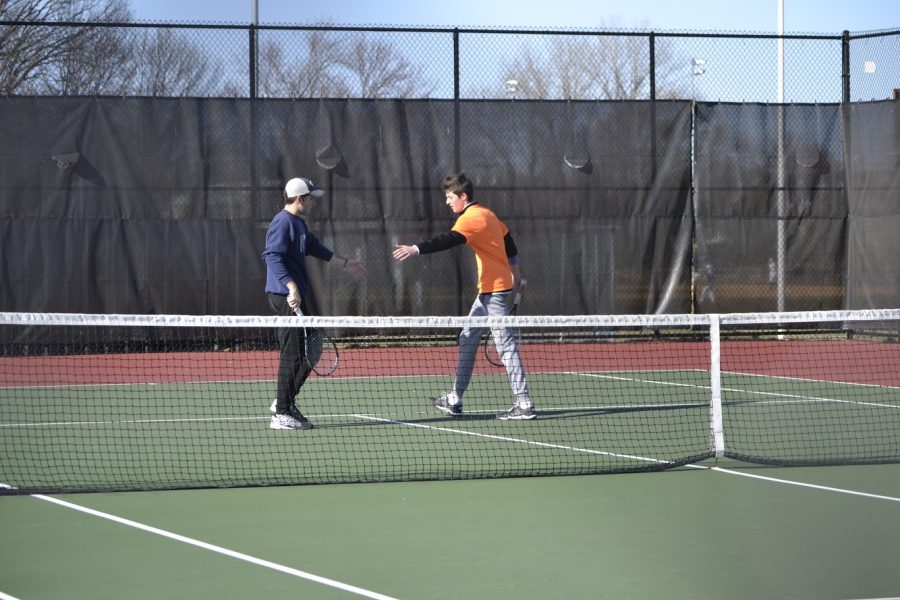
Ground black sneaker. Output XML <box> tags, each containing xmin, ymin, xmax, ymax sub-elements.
<box><xmin>430</xmin><ymin>394</ymin><xmax>462</xmax><ymax>416</ymax></box>
<box><xmin>497</xmin><ymin>405</ymin><xmax>536</xmax><ymax>420</ymax></box>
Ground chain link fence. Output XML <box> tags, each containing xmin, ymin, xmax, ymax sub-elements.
<box><xmin>2</xmin><ymin>19</ymin><xmax>899</xmax><ymax>316</ymax></box>
<box><xmin>3</xmin><ymin>21</ymin><xmax>899</xmax><ymax>100</ymax></box>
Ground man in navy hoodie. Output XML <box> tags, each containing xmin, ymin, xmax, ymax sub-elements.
<box><xmin>262</xmin><ymin>177</ymin><xmax>365</xmax><ymax>430</ymax></box>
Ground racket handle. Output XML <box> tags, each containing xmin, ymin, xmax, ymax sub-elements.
<box><xmin>514</xmin><ymin>278</ymin><xmax>527</xmax><ymax>302</ymax></box>
<box><xmin>512</xmin><ymin>278</ymin><xmax>526</xmax><ymax>309</ymax></box>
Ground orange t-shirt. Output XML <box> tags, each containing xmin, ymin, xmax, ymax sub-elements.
<box><xmin>452</xmin><ymin>204</ymin><xmax>514</xmax><ymax>293</ymax></box>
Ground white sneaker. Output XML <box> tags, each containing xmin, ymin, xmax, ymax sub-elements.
<box><xmin>430</xmin><ymin>392</ymin><xmax>462</xmax><ymax>416</ymax></box>
<box><xmin>496</xmin><ymin>404</ymin><xmax>537</xmax><ymax>420</ymax></box>
<box><xmin>269</xmin><ymin>413</ymin><xmax>313</xmax><ymax>430</ymax></box>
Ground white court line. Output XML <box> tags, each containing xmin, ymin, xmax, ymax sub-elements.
<box><xmin>0</xmin><ymin>413</ymin><xmax>379</xmax><ymax>428</ymax></box>
<box><xmin>0</xmin><ymin>366</ymin><xmax>641</xmax><ymax>391</ymax></box>
<box><xmin>394</xmin><ymin>414</ymin><xmax>900</xmax><ymax>503</ymax></box>
<box><xmin>352</xmin><ymin>413</ymin><xmax>671</xmax><ymax>464</ymax></box>
<box><xmin>5</xmin><ymin>369</ymin><xmax>899</xmax><ymax>506</ymax></box>
<box><xmin>0</xmin><ymin>403</ymin><xmax>707</xmax><ymax>429</ymax></box>
<box><xmin>725</xmin><ymin>369</ymin><xmax>900</xmax><ymax>391</ymax></box>
<box><xmin>0</xmin><ymin>416</ymin><xmax>272</xmax><ymax>427</ymax></box>
<box><xmin>17</xmin><ymin>491</ymin><xmax>398</xmax><ymax>600</ymax></box>
<box><xmin>350</xmin><ymin>411</ymin><xmax>900</xmax><ymax>504</ymax></box>
<box><xmin>0</xmin><ymin>591</ymin><xmax>23</xmax><ymax>600</ymax></box>
<box><xmin>569</xmin><ymin>371</ymin><xmax>900</xmax><ymax>410</ymax></box>
<box><xmin>2</xmin><ymin>410</ymin><xmax>898</xmax><ymax>600</ymax></box>
<box><xmin>706</xmin><ymin>466</ymin><xmax>900</xmax><ymax>503</ymax></box>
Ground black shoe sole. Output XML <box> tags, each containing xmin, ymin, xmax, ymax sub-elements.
<box><xmin>497</xmin><ymin>412</ymin><xmax>537</xmax><ymax>420</ymax></box>
<box><xmin>429</xmin><ymin>398</ymin><xmax>462</xmax><ymax>417</ymax></box>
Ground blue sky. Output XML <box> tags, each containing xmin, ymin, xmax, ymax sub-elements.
<box><xmin>129</xmin><ymin>0</ymin><xmax>899</xmax><ymax>33</ymax></box>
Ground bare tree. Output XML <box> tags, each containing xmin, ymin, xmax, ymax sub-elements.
<box><xmin>0</xmin><ymin>0</ymin><xmax>131</xmax><ymax>94</ymax></box>
<box><xmin>257</xmin><ymin>31</ymin><xmax>346</xmax><ymax>98</ymax></box>
<box><xmin>129</xmin><ymin>28</ymin><xmax>223</xmax><ymax>96</ymax></box>
<box><xmin>257</xmin><ymin>30</ymin><xmax>432</xmax><ymax>99</ymax></box>
<box><xmin>501</xmin><ymin>21</ymin><xmax>689</xmax><ymax>100</ymax></box>
<box><xmin>506</xmin><ymin>37</ymin><xmax>604</xmax><ymax>100</ymax></box>
<box><xmin>337</xmin><ymin>33</ymin><xmax>433</xmax><ymax>98</ymax></box>
<box><xmin>44</xmin><ymin>16</ymin><xmax>135</xmax><ymax>94</ymax></box>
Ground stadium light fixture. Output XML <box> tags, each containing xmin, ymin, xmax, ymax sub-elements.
<box><xmin>691</xmin><ymin>58</ymin><xmax>706</xmax><ymax>76</ymax></box>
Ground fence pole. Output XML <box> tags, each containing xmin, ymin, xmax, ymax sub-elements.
<box><xmin>841</xmin><ymin>30</ymin><xmax>852</xmax><ymax>307</ymax></box>
<box><xmin>452</xmin><ymin>29</ymin><xmax>463</xmax><ymax>316</ymax></box>
<box><xmin>841</xmin><ymin>31</ymin><xmax>851</xmax><ymax>102</ymax></box>
<box><xmin>249</xmin><ymin>23</ymin><xmax>258</xmax><ymax>219</ymax></box>
<box><xmin>776</xmin><ymin>7</ymin><xmax>786</xmax><ymax>312</ymax></box>
<box><xmin>649</xmin><ymin>33</ymin><xmax>657</xmax><ymax>179</ymax></box>
<box><xmin>453</xmin><ymin>28</ymin><xmax>460</xmax><ymax>172</ymax></box>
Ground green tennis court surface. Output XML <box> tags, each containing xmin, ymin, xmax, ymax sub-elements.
<box><xmin>4</xmin><ymin>369</ymin><xmax>898</xmax><ymax>492</ymax></box>
<box><xmin>3</xmin><ymin>312</ymin><xmax>900</xmax><ymax>599</ymax></box>
<box><xmin>2</xmin><ymin>463</ymin><xmax>899</xmax><ymax>600</ymax></box>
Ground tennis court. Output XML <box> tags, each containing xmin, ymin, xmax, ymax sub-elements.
<box><xmin>4</xmin><ymin>365</ymin><xmax>899</xmax><ymax>489</ymax></box>
<box><xmin>4</xmin><ymin>348</ymin><xmax>898</xmax><ymax>487</ymax></box>
<box><xmin>2</xmin><ymin>460</ymin><xmax>900</xmax><ymax>599</ymax></box>
<box><xmin>3</xmin><ymin>310</ymin><xmax>900</xmax><ymax>492</ymax></box>
<box><xmin>0</xmin><ymin>368</ymin><xmax>705</xmax><ymax>487</ymax></box>
<box><xmin>3</xmin><ymin>311</ymin><xmax>900</xmax><ymax>598</ymax></box>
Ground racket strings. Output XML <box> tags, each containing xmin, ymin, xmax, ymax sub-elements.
<box><xmin>305</xmin><ymin>328</ymin><xmax>339</xmax><ymax>376</ymax></box>
<box><xmin>295</xmin><ymin>308</ymin><xmax>340</xmax><ymax>376</ymax></box>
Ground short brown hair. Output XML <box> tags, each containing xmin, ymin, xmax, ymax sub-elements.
<box><xmin>441</xmin><ymin>172</ymin><xmax>473</xmax><ymax>199</ymax></box>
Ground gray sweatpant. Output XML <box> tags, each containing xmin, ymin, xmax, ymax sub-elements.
<box><xmin>454</xmin><ymin>291</ymin><xmax>530</xmax><ymax>406</ymax></box>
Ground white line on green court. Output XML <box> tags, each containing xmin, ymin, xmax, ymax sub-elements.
<box><xmin>345</xmin><ymin>412</ymin><xmax>900</xmax><ymax>505</ymax></box>
<box><xmin>356</xmin><ymin>412</ymin><xmax>900</xmax><ymax>503</ymax></box>
<box><xmin>706</xmin><ymin>467</ymin><xmax>900</xmax><ymax>503</ymax></box>
<box><xmin>28</xmin><ymin>493</ymin><xmax>400</xmax><ymax>600</ymax></box>
<box><xmin>569</xmin><ymin>371</ymin><xmax>900</xmax><ymax>410</ymax></box>
<box><xmin>353</xmin><ymin>413</ymin><xmax>672</xmax><ymax>464</ymax></box>
<box><xmin>725</xmin><ymin>369</ymin><xmax>900</xmax><ymax>391</ymax></box>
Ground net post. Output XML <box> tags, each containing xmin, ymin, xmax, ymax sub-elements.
<box><xmin>708</xmin><ymin>314</ymin><xmax>725</xmax><ymax>458</ymax></box>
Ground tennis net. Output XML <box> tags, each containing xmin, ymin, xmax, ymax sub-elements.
<box><xmin>1</xmin><ymin>309</ymin><xmax>898</xmax><ymax>494</ymax></box>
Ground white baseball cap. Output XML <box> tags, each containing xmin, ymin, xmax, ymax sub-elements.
<box><xmin>284</xmin><ymin>177</ymin><xmax>325</xmax><ymax>199</ymax></box>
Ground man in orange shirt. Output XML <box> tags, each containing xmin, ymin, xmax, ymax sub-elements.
<box><xmin>393</xmin><ymin>173</ymin><xmax>534</xmax><ymax>420</ymax></box>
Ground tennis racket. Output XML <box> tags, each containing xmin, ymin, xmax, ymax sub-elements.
<box><xmin>483</xmin><ymin>279</ymin><xmax>526</xmax><ymax>368</ymax></box>
<box><xmin>294</xmin><ymin>308</ymin><xmax>339</xmax><ymax>376</ymax></box>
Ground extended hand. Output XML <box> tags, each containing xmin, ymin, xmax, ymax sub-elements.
<box><xmin>393</xmin><ymin>244</ymin><xmax>419</xmax><ymax>261</ymax></box>
<box><xmin>344</xmin><ymin>259</ymin><xmax>367</xmax><ymax>278</ymax></box>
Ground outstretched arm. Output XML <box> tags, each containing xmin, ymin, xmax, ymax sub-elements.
<box><xmin>393</xmin><ymin>231</ymin><xmax>467</xmax><ymax>261</ymax></box>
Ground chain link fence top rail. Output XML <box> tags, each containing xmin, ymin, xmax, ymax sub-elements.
<box><xmin>1</xmin><ymin>19</ymin><xmax>898</xmax><ymax>101</ymax></box>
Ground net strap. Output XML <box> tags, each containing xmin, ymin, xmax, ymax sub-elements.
<box><xmin>708</xmin><ymin>314</ymin><xmax>725</xmax><ymax>458</ymax></box>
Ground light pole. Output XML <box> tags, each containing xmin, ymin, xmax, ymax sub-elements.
<box><xmin>776</xmin><ymin>0</ymin><xmax>786</xmax><ymax>312</ymax></box>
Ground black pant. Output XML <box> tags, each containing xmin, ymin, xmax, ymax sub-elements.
<box><xmin>268</xmin><ymin>293</ymin><xmax>312</xmax><ymax>413</ymax></box>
